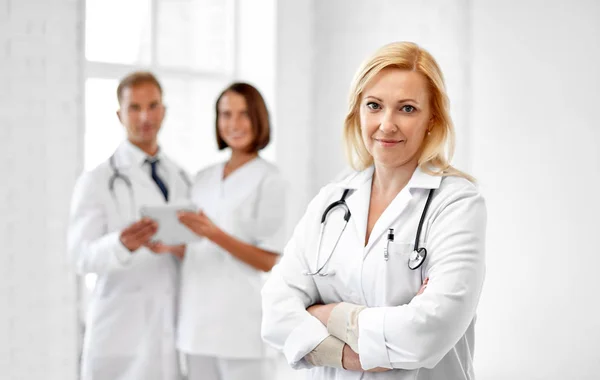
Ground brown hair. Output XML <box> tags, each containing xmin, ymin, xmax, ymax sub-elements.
<box><xmin>215</xmin><ymin>83</ymin><xmax>271</xmax><ymax>152</ymax></box>
<box><xmin>117</xmin><ymin>71</ymin><xmax>163</xmax><ymax>105</ymax></box>
<box><xmin>344</xmin><ymin>41</ymin><xmax>474</xmax><ymax>182</ymax></box>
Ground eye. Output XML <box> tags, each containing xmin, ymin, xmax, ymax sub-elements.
<box><xmin>400</xmin><ymin>105</ymin><xmax>416</xmax><ymax>113</ymax></box>
<box><xmin>366</xmin><ymin>101</ymin><xmax>381</xmax><ymax>111</ymax></box>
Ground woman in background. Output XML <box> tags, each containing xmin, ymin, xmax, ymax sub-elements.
<box><xmin>177</xmin><ymin>83</ymin><xmax>287</xmax><ymax>380</ymax></box>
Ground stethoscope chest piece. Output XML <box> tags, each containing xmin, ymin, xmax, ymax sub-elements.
<box><xmin>408</xmin><ymin>247</ymin><xmax>427</xmax><ymax>270</ymax></box>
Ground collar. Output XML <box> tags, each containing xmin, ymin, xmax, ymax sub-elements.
<box><xmin>406</xmin><ymin>165</ymin><xmax>442</xmax><ymax>190</ymax></box>
<box><xmin>116</xmin><ymin>140</ymin><xmax>166</xmax><ymax>168</ymax></box>
<box><xmin>335</xmin><ymin>165</ymin><xmax>442</xmax><ymax>191</ymax></box>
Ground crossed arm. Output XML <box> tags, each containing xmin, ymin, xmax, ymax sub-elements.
<box><xmin>304</xmin><ymin>278</ymin><xmax>429</xmax><ymax>371</ymax></box>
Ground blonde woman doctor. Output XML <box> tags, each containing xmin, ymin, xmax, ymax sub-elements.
<box><xmin>261</xmin><ymin>42</ymin><xmax>487</xmax><ymax>379</ymax></box>
<box><xmin>177</xmin><ymin>83</ymin><xmax>287</xmax><ymax>380</ymax></box>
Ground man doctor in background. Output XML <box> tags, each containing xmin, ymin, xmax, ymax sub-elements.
<box><xmin>68</xmin><ymin>71</ymin><xmax>189</xmax><ymax>380</ymax></box>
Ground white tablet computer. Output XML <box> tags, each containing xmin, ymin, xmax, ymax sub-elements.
<box><xmin>140</xmin><ymin>202</ymin><xmax>201</xmax><ymax>245</ymax></box>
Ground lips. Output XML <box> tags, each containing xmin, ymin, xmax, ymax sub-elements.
<box><xmin>227</xmin><ymin>134</ymin><xmax>247</xmax><ymax>139</ymax></box>
<box><xmin>375</xmin><ymin>138</ymin><xmax>404</xmax><ymax>147</ymax></box>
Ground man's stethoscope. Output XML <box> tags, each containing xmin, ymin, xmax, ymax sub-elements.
<box><xmin>303</xmin><ymin>187</ymin><xmax>435</xmax><ymax>277</ymax></box>
<box><xmin>108</xmin><ymin>155</ymin><xmax>191</xmax><ymax>218</ymax></box>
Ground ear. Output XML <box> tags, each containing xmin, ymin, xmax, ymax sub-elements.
<box><xmin>116</xmin><ymin>109</ymin><xmax>123</xmax><ymax>123</ymax></box>
<box><xmin>427</xmin><ymin>117</ymin><xmax>436</xmax><ymax>133</ymax></box>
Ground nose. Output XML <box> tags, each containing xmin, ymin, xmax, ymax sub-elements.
<box><xmin>139</xmin><ymin>110</ymin><xmax>149</xmax><ymax>122</ymax></box>
<box><xmin>229</xmin><ymin>115</ymin><xmax>243</xmax><ymax>130</ymax></box>
<box><xmin>379</xmin><ymin>109</ymin><xmax>398</xmax><ymax>133</ymax></box>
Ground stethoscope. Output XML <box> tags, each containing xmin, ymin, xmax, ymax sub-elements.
<box><xmin>108</xmin><ymin>155</ymin><xmax>191</xmax><ymax>218</ymax></box>
<box><xmin>303</xmin><ymin>187</ymin><xmax>435</xmax><ymax>277</ymax></box>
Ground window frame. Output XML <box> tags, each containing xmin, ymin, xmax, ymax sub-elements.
<box><xmin>85</xmin><ymin>0</ymin><xmax>239</xmax><ymax>82</ymax></box>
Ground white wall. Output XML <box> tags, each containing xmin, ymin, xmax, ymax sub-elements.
<box><xmin>471</xmin><ymin>1</ymin><xmax>600</xmax><ymax>379</ymax></box>
<box><xmin>274</xmin><ymin>0</ymin><xmax>316</xmax><ymax>228</ymax></box>
<box><xmin>0</xmin><ymin>0</ymin><xmax>82</xmax><ymax>379</ymax></box>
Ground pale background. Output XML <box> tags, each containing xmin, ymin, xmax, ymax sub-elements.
<box><xmin>1</xmin><ymin>0</ymin><xmax>599</xmax><ymax>379</ymax></box>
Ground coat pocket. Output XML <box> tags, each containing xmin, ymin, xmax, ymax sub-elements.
<box><xmin>384</xmin><ymin>242</ymin><xmax>424</xmax><ymax>305</ymax></box>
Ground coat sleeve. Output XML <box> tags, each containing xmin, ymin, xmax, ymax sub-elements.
<box><xmin>261</xmin><ymin>186</ymin><xmax>333</xmax><ymax>369</ymax></box>
<box><xmin>67</xmin><ymin>170</ymin><xmax>134</xmax><ymax>275</ymax></box>
<box><xmin>357</xmin><ymin>182</ymin><xmax>487</xmax><ymax>370</ymax></box>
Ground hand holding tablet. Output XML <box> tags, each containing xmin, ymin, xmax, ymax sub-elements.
<box><xmin>140</xmin><ymin>202</ymin><xmax>202</xmax><ymax>245</ymax></box>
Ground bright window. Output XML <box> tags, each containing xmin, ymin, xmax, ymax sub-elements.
<box><xmin>84</xmin><ymin>0</ymin><xmax>236</xmax><ymax>174</ymax></box>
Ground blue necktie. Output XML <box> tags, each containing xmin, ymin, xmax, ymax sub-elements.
<box><xmin>146</xmin><ymin>158</ymin><xmax>169</xmax><ymax>201</ymax></box>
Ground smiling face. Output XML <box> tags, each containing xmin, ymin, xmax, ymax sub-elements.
<box><xmin>359</xmin><ymin>67</ymin><xmax>432</xmax><ymax>170</ymax></box>
<box><xmin>216</xmin><ymin>91</ymin><xmax>255</xmax><ymax>153</ymax></box>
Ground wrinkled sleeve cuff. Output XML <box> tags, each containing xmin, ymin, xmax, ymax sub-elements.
<box><xmin>357</xmin><ymin>307</ymin><xmax>392</xmax><ymax>370</ymax></box>
<box><xmin>283</xmin><ymin>315</ymin><xmax>330</xmax><ymax>367</ymax></box>
<box><xmin>304</xmin><ymin>336</ymin><xmax>345</xmax><ymax>368</ymax></box>
<box><xmin>327</xmin><ymin>302</ymin><xmax>366</xmax><ymax>352</ymax></box>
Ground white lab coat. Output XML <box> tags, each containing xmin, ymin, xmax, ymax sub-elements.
<box><xmin>68</xmin><ymin>140</ymin><xmax>190</xmax><ymax>380</ymax></box>
<box><xmin>177</xmin><ymin>157</ymin><xmax>288</xmax><ymax>359</ymax></box>
<box><xmin>261</xmin><ymin>166</ymin><xmax>487</xmax><ymax>380</ymax></box>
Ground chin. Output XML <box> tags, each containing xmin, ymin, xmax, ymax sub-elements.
<box><xmin>228</xmin><ymin>141</ymin><xmax>253</xmax><ymax>151</ymax></box>
<box><xmin>140</xmin><ymin>136</ymin><xmax>158</xmax><ymax>144</ymax></box>
<box><xmin>374</xmin><ymin>156</ymin><xmax>413</xmax><ymax>169</ymax></box>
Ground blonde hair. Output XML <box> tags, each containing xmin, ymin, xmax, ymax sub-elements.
<box><xmin>343</xmin><ymin>41</ymin><xmax>474</xmax><ymax>182</ymax></box>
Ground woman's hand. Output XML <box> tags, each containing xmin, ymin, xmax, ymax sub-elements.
<box><xmin>417</xmin><ymin>277</ymin><xmax>429</xmax><ymax>296</ymax></box>
<box><xmin>178</xmin><ymin>210</ymin><xmax>221</xmax><ymax>241</ymax></box>
<box><xmin>306</xmin><ymin>303</ymin><xmax>338</xmax><ymax>326</ymax></box>
<box><xmin>341</xmin><ymin>344</ymin><xmax>361</xmax><ymax>371</ymax></box>
<box><xmin>342</xmin><ymin>345</ymin><xmax>390</xmax><ymax>372</ymax></box>
<box><xmin>144</xmin><ymin>241</ymin><xmax>186</xmax><ymax>260</ymax></box>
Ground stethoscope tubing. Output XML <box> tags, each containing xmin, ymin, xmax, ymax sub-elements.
<box><xmin>305</xmin><ymin>187</ymin><xmax>435</xmax><ymax>276</ymax></box>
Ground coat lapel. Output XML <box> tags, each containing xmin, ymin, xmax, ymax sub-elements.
<box><xmin>339</xmin><ymin>167</ymin><xmax>373</xmax><ymax>250</ymax></box>
<box><xmin>221</xmin><ymin>158</ymin><xmax>268</xmax><ymax>212</ymax></box>
<box><xmin>364</xmin><ymin>187</ymin><xmax>413</xmax><ymax>252</ymax></box>
<box><xmin>113</xmin><ymin>142</ymin><xmax>165</xmax><ymax>201</ymax></box>
<box><xmin>356</xmin><ymin>168</ymin><xmax>441</xmax><ymax>255</ymax></box>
